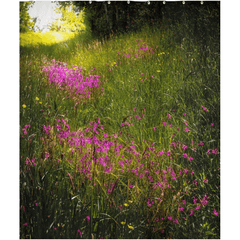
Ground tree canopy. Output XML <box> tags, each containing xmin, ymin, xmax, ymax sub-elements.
<box><xmin>48</xmin><ymin>4</ymin><xmax>86</xmax><ymax>33</ymax></box>
<box><xmin>20</xmin><ymin>1</ymin><xmax>35</xmax><ymax>33</ymax></box>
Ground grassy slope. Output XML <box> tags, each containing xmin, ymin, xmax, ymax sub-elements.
<box><xmin>20</xmin><ymin>21</ymin><xmax>220</xmax><ymax>239</ymax></box>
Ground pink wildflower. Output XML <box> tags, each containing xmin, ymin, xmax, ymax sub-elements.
<box><xmin>193</xmin><ymin>196</ymin><xmax>198</xmax><ymax>204</ymax></box>
<box><xmin>212</xmin><ymin>148</ymin><xmax>218</xmax><ymax>155</ymax></box>
<box><xmin>182</xmin><ymin>144</ymin><xmax>187</xmax><ymax>150</ymax></box>
<box><xmin>103</xmin><ymin>133</ymin><xmax>108</xmax><ymax>138</ymax></box>
<box><xmin>77</xmin><ymin>230</ymin><xmax>82</xmax><ymax>237</ymax></box>
<box><xmin>173</xmin><ymin>218</ymin><xmax>179</xmax><ymax>224</ymax></box>
<box><xmin>213</xmin><ymin>209</ymin><xmax>219</xmax><ymax>216</ymax></box>
<box><xmin>193</xmin><ymin>179</ymin><xmax>197</xmax><ymax>185</ymax></box>
<box><xmin>189</xmin><ymin>209</ymin><xmax>194</xmax><ymax>216</ymax></box>
<box><xmin>22</xmin><ymin>128</ymin><xmax>27</xmax><ymax>135</ymax></box>
<box><xmin>195</xmin><ymin>204</ymin><xmax>201</xmax><ymax>210</ymax></box>
<box><xmin>129</xmin><ymin>183</ymin><xmax>134</xmax><ymax>188</ymax></box>
<box><xmin>189</xmin><ymin>156</ymin><xmax>194</xmax><ymax>162</ymax></box>
<box><xmin>201</xmin><ymin>105</ymin><xmax>208</xmax><ymax>111</ymax></box>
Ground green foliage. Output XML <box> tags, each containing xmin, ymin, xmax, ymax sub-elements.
<box><xmin>48</xmin><ymin>4</ymin><xmax>86</xmax><ymax>33</ymax></box>
<box><xmin>20</xmin><ymin>1</ymin><xmax>35</xmax><ymax>33</ymax></box>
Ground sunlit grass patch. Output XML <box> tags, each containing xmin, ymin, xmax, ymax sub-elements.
<box><xmin>20</xmin><ymin>31</ymin><xmax>76</xmax><ymax>47</ymax></box>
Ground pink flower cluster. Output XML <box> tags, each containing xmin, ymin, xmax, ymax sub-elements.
<box><xmin>147</xmin><ymin>198</ymin><xmax>154</xmax><ymax>207</ymax></box>
<box><xmin>207</xmin><ymin>148</ymin><xmax>218</xmax><ymax>155</ymax></box>
<box><xmin>43</xmin><ymin>125</ymin><xmax>53</xmax><ymax>134</ymax></box>
<box><xmin>25</xmin><ymin>157</ymin><xmax>36</xmax><ymax>171</ymax></box>
<box><xmin>116</xmin><ymin>40</ymin><xmax>157</xmax><ymax>61</ymax></box>
<box><xmin>42</xmin><ymin>60</ymin><xmax>103</xmax><ymax>102</ymax></box>
<box><xmin>22</xmin><ymin>124</ymin><xmax>31</xmax><ymax>135</ymax></box>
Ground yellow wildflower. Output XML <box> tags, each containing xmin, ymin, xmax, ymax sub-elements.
<box><xmin>157</xmin><ymin>70</ymin><xmax>161</xmax><ymax>73</ymax></box>
<box><xmin>39</xmin><ymin>102</ymin><xmax>42</xmax><ymax>104</ymax></box>
<box><xmin>128</xmin><ymin>200</ymin><xmax>133</xmax><ymax>204</ymax></box>
<box><xmin>124</xmin><ymin>203</ymin><xmax>129</xmax><ymax>207</ymax></box>
<box><xmin>22</xmin><ymin>104</ymin><xmax>26</xmax><ymax>108</ymax></box>
<box><xmin>128</xmin><ymin>225</ymin><xmax>134</xmax><ymax>230</ymax></box>
<box><xmin>36</xmin><ymin>97</ymin><xmax>39</xmax><ymax>101</ymax></box>
<box><xmin>121</xmin><ymin>222</ymin><xmax>126</xmax><ymax>225</ymax></box>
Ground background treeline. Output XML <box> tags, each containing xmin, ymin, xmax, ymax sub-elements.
<box><xmin>20</xmin><ymin>1</ymin><xmax>220</xmax><ymax>50</ymax></box>
<box><xmin>64</xmin><ymin>1</ymin><xmax>220</xmax><ymax>47</ymax></box>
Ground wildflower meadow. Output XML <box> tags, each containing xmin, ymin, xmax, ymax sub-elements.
<box><xmin>19</xmin><ymin>2</ymin><xmax>220</xmax><ymax>239</ymax></box>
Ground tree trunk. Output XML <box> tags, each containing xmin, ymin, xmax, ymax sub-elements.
<box><xmin>103</xmin><ymin>2</ymin><xmax>111</xmax><ymax>34</ymax></box>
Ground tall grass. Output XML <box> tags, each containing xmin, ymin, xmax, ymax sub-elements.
<box><xmin>20</xmin><ymin>17</ymin><xmax>220</xmax><ymax>239</ymax></box>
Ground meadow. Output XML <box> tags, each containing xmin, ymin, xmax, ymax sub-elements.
<box><xmin>20</xmin><ymin>17</ymin><xmax>220</xmax><ymax>239</ymax></box>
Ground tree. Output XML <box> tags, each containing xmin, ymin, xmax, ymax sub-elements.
<box><xmin>19</xmin><ymin>1</ymin><xmax>35</xmax><ymax>33</ymax></box>
<box><xmin>69</xmin><ymin>1</ymin><xmax>163</xmax><ymax>38</ymax></box>
<box><xmin>48</xmin><ymin>3</ymin><xmax>86</xmax><ymax>33</ymax></box>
